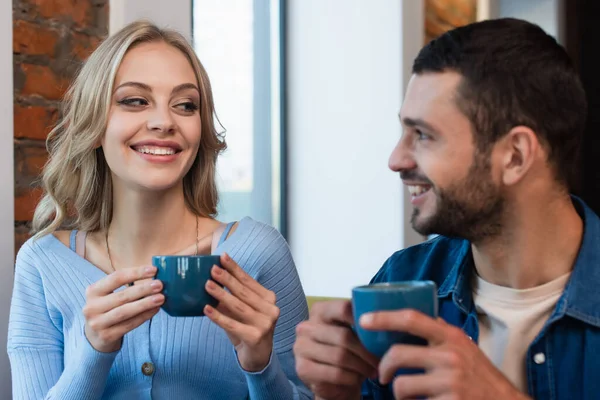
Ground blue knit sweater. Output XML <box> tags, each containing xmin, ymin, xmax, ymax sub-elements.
<box><xmin>8</xmin><ymin>217</ymin><xmax>311</xmax><ymax>399</ymax></box>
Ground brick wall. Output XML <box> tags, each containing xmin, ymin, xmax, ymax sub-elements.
<box><xmin>425</xmin><ymin>0</ymin><xmax>477</xmax><ymax>43</ymax></box>
<box><xmin>13</xmin><ymin>0</ymin><xmax>108</xmax><ymax>254</ymax></box>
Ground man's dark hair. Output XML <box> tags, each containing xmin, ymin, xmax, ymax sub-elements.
<box><xmin>413</xmin><ymin>18</ymin><xmax>587</xmax><ymax>190</ymax></box>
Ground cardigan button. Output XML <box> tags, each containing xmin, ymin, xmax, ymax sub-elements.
<box><xmin>141</xmin><ymin>362</ymin><xmax>155</xmax><ymax>376</ymax></box>
<box><xmin>533</xmin><ymin>352</ymin><xmax>546</xmax><ymax>365</ymax></box>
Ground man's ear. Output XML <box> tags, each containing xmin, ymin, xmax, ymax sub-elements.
<box><xmin>498</xmin><ymin>126</ymin><xmax>540</xmax><ymax>186</ymax></box>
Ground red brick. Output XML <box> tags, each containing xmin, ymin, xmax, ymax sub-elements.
<box><xmin>20</xmin><ymin>64</ymin><xmax>69</xmax><ymax>100</ymax></box>
<box><xmin>72</xmin><ymin>32</ymin><xmax>101</xmax><ymax>60</ymax></box>
<box><xmin>13</xmin><ymin>19</ymin><xmax>60</xmax><ymax>57</ymax></box>
<box><xmin>15</xmin><ymin>144</ymin><xmax>48</xmax><ymax>181</ymax></box>
<box><xmin>15</xmin><ymin>187</ymin><xmax>44</xmax><ymax>222</ymax></box>
<box><xmin>32</xmin><ymin>0</ymin><xmax>92</xmax><ymax>27</ymax></box>
<box><xmin>14</xmin><ymin>105</ymin><xmax>59</xmax><ymax>140</ymax></box>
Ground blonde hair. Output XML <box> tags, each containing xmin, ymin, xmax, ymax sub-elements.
<box><xmin>32</xmin><ymin>20</ymin><xmax>226</xmax><ymax>237</ymax></box>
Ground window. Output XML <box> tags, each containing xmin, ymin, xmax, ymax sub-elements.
<box><xmin>192</xmin><ymin>0</ymin><xmax>286</xmax><ymax>234</ymax></box>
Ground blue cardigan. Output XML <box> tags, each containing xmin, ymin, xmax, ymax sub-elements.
<box><xmin>8</xmin><ymin>217</ymin><xmax>311</xmax><ymax>399</ymax></box>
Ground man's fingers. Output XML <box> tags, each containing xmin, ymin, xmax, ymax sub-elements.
<box><xmin>310</xmin><ymin>300</ymin><xmax>354</xmax><ymax>326</ymax></box>
<box><xmin>378</xmin><ymin>344</ymin><xmax>439</xmax><ymax>384</ymax></box>
<box><xmin>359</xmin><ymin>309</ymin><xmax>446</xmax><ymax>344</ymax></box>
<box><xmin>391</xmin><ymin>372</ymin><xmax>449</xmax><ymax>400</ymax></box>
<box><xmin>295</xmin><ymin>351</ymin><xmax>367</xmax><ymax>387</ymax></box>
<box><xmin>298</xmin><ymin>321</ymin><xmax>379</xmax><ymax>369</ymax></box>
<box><xmin>294</xmin><ymin>334</ymin><xmax>377</xmax><ymax>379</ymax></box>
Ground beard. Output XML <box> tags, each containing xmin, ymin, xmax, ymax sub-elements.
<box><xmin>409</xmin><ymin>154</ymin><xmax>504</xmax><ymax>243</ymax></box>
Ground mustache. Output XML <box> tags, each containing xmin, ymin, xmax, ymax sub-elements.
<box><xmin>400</xmin><ymin>170</ymin><xmax>432</xmax><ymax>185</ymax></box>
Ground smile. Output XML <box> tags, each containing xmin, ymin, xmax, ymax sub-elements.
<box><xmin>407</xmin><ymin>185</ymin><xmax>431</xmax><ymax>197</ymax></box>
<box><xmin>131</xmin><ymin>145</ymin><xmax>180</xmax><ymax>156</ymax></box>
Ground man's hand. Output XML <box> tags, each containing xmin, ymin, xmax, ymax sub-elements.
<box><xmin>293</xmin><ymin>300</ymin><xmax>379</xmax><ymax>400</ymax></box>
<box><xmin>360</xmin><ymin>310</ymin><xmax>532</xmax><ymax>400</ymax></box>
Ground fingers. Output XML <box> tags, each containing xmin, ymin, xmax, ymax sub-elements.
<box><xmin>209</xmin><ymin>265</ymin><xmax>278</xmax><ymax>313</ymax></box>
<box><xmin>378</xmin><ymin>344</ymin><xmax>439</xmax><ymax>384</ymax></box>
<box><xmin>294</xmin><ymin>331</ymin><xmax>377</xmax><ymax>379</ymax></box>
<box><xmin>293</xmin><ymin>320</ymin><xmax>379</xmax><ymax>391</ymax></box>
<box><xmin>84</xmin><ymin>279</ymin><xmax>163</xmax><ymax>316</ymax></box>
<box><xmin>205</xmin><ymin>278</ymin><xmax>280</xmax><ymax>327</ymax></box>
<box><xmin>298</xmin><ymin>320</ymin><xmax>379</xmax><ymax>369</ymax></box>
<box><xmin>204</xmin><ymin>304</ymin><xmax>267</xmax><ymax>346</ymax></box>
<box><xmin>359</xmin><ymin>309</ymin><xmax>446</xmax><ymax>344</ymax></box>
<box><xmin>87</xmin><ymin>266</ymin><xmax>157</xmax><ymax>297</ymax></box>
<box><xmin>391</xmin><ymin>373</ymin><xmax>448</xmax><ymax>399</ymax></box>
<box><xmin>310</xmin><ymin>299</ymin><xmax>355</xmax><ymax>326</ymax></box>
<box><xmin>219</xmin><ymin>253</ymin><xmax>274</xmax><ymax>301</ymax></box>
<box><xmin>310</xmin><ymin>384</ymin><xmax>362</xmax><ymax>400</ymax></box>
<box><xmin>97</xmin><ymin>306</ymin><xmax>162</xmax><ymax>347</ymax></box>
<box><xmin>295</xmin><ymin>353</ymin><xmax>367</xmax><ymax>387</ymax></box>
<box><xmin>86</xmin><ymin>291</ymin><xmax>164</xmax><ymax>331</ymax></box>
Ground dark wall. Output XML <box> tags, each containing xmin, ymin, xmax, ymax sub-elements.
<box><xmin>565</xmin><ymin>0</ymin><xmax>600</xmax><ymax>215</ymax></box>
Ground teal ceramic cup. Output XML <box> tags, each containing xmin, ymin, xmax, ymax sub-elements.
<box><xmin>152</xmin><ymin>255</ymin><xmax>221</xmax><ymax>317</ymax></box>
<box><xmin>351</xmin><ymin>281</ymin><xmax>438</xmax><ymax>358</ymax></box>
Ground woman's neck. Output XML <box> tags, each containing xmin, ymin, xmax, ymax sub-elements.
<box><xmin>106</xmin><ymin>183</ymin><xmax>217</xmax><ymax>268</ymax></box>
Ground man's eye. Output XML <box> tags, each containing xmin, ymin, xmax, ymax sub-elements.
<box><xmin>416</xmin><ymin>130</ymin><xmax>430</xmax><ymax>140</ymax></box>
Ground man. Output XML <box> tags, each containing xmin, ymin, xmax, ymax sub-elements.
<box><xmin>293</xmin><ymin>18</ymin><xmax>599</xmax><ymax>400</ymax></box>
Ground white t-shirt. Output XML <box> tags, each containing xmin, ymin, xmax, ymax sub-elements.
<box><xmin>473</xmin><ymin>272</ymin><xmax>570</xmax><ymax>392</ymax></box>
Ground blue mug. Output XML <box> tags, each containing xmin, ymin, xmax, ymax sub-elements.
<box><xmin>152</xmin><ymin>255</ymin><xmax>221</xmax><ymax>317</ymax></box>
<box><xmin>351</xmin><ymin>281</ymin><xmax>438</xmax><ymax>358</ymax></box>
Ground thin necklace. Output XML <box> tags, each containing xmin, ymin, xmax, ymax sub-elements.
<box><xmin>105</xmin><ymin>216</ymin><xmax>200</xmax><ymax>273</ymax></box>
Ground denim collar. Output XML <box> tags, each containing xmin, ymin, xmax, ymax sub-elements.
<box><xmin>436</xmin><ymin>196</ymin><xmax>600</xmax><ymax>328</ymax></box>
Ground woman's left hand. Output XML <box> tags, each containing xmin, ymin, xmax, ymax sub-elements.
<box><xmin>204</xmin><ymin>252</ymin><xmax>280</xmax><ymax>372</ymax></box>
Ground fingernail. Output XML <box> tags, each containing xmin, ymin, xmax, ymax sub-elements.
<box><xmin>152</xmin><ymin>294</ymin><xmax>164</xmax><ymax>304</ymax></box>
<box><xmin>206</xmin><ymin>280</ymin><xmax>216</xmax><ymax>290</ymax></box>
<box><xmin>359</xmin><ymin>314</ymin><xmax>374</xmax><ymax>326</ymax></box>
<box><xmin>145</xmin><ymin>266</ymin><xmax>156</xmax><ymax>274</ymax></box>
<box><xmin>204</xmin><ymin>305</ymin><xmax>213</xmax><ymax>315</ymax></box>
<box><xmin>223</xmin><ymin>253</ymin><xmax>230</xmax><ymax>261</ymax></box>
<box><xmin>212</xmin><ymin>266</ymin><xmax>222</xmax><ymax>275</ymax></box>
<box><xmin>150</xmin><ymin>281</ymin><xmax>161</xmax><ymax>289</ymax></box>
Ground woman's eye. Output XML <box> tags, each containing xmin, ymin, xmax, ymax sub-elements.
<box><xmin>175</xmin><ymin>102</ymin><xmax>199</xmax><ymax>113</ymax></box>
<box><xmin>117</xmin><ymin>98</ymin><xmax>148</xmax><ymax>107</ymax></box>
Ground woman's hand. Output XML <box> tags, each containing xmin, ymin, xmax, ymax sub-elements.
<box><xmin>204</xmin><ymin>253</ymin><xmax>280</xmax><ymax>372</ymax></box>
<box><xmin>83</xmin><ymin>266</ymin><xmax>164</xmax><ymax>353</ymax></box>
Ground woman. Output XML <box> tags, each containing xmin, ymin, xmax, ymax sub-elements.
<box><xmin>8</xmin><ymin>20</ymin><xmax>311</xmax><ymax>399</ymax></box>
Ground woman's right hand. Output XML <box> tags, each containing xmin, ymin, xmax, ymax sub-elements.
<box><xmin>83</xmin><ymin>266</ymin><xmax>164</xmax><ymax>353</ymax></box>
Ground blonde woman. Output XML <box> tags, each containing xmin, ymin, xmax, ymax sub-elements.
<box><xmin>8</xmin><ymin>21</ymin><xmax>310</xmax><ymax>400</ymax></box>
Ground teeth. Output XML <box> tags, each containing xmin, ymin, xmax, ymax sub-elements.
<box><xmin>408</xmin><ymin>185</ymin><xmax>430</xmax><ymax>196</ymax></box>
<box><xmin>135</xmin><ymin>146</ymin><xmax>176</xmax><ymax>155</ymax></box>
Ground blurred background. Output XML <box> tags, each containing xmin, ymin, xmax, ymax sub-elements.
<box><xmin>1</xmin><ymin>0</ymin><xmax>599</xmax><ymax>395</ymax></box>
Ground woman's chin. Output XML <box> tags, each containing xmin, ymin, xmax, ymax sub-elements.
<box><xmin>129</xmin><ymin>179</ymin><xmax>184</xmax><ymax>193</ymax></box>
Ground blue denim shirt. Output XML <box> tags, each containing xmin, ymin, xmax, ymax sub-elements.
<box><xmin>362</xmin><ymin>197</ymin><xmax>600</xmax><ymax>400</ymax></box>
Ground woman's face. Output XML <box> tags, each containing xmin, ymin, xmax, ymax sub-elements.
<box><xmin>102</xmin><ymin>41</ymin><xmax>202</xmax><ymax>193</ymax></box>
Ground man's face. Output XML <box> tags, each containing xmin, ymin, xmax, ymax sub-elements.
<box><xmin>390</xmin><ymin>72</ymin><xmax>504</xmax><ymax>242</ymax></box>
